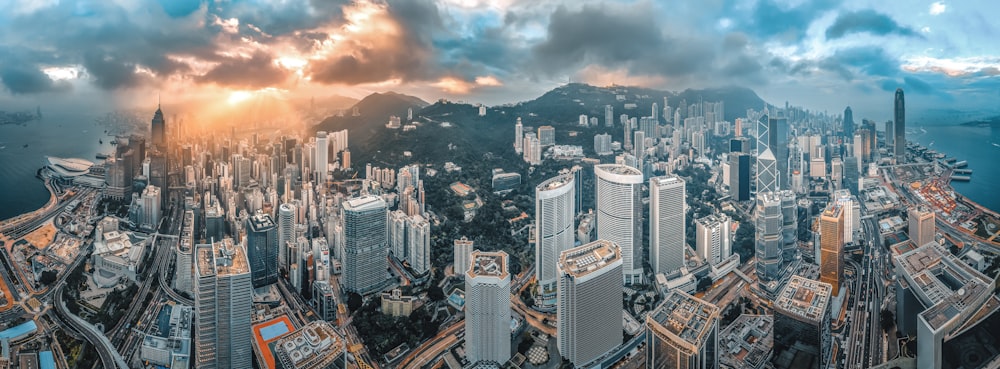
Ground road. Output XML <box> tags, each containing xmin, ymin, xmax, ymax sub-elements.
<box><xmin>398</xmin><ymin>322</ymin><xmax>463</xmax><ymax>369</ymax></box>
<box><xmin>52</xmin><ymin>284</ymin><xmax>129</xmax><ymax>369</ymax></box>
<box><xmin>844</xmin><ymin>215</ymin><xmax>887</xmax><ymax>368</ymax></box>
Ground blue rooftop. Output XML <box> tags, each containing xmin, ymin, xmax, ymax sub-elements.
<box><xmin>0</xmin><ymin>321</ymin><xmax>36</xmax><ymax>339</ymax></box>
<box><xmin>259</xmin><ymin>320</ymin><xmax>291</xmax><ymax>341</ymax></box>
<box><xmin>39</xmin><ymin>351</ymin><xmax>55</xmax><ymax>369</ymax></box>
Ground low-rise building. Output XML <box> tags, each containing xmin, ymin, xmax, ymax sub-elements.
<box><xmin>381</xmin><ymin>289</ymin><xmax>416</xmax><ymax>317</ymax></box>
<box><xmin>140</xmin><ymin>305</ymin><xmax>193</xmax><ymax>369</ymax></box>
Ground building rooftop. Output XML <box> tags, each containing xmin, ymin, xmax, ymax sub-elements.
<box><xmin>537</xmin><ymin>174</ymin><xmax>574</xmax><ymax>192</ymax></box>
<box><xmin>467</xmin><ymin>250</ymin><xmax>508</xmax><ymax>280</ymax></box>
<box><xmin>774</xmin><ymin>275</ymin><xmax>832</xmax><ymax>324</ymax></box>
<box><xmin>558</xmin><ymin>239</ymin><xmax>622</xmax><ymax>278</ymax></box>
<box><xmin>650</xmin><ymin>175</ymin><xmax>684</xmax><ymax>187</ymax></box>
<box><xmin>720</xmin><ymin>315</ymin><xmax>773</xmax><ymax>369</ymax></box>
<box><xmin>272</xmin><ymin>321</ymin><xmax>345</xmax><ymax>369</ymax></box>
<box><xmin>647</xmin><ymin>290</ymin><xmax>720</xmax><ymax>348</ymax></box>
<box><xmin>696</xmin><ymin>213</ymin><xmax>729</xmax><ymax>228</ymax></box>
<box><xmin>595</xmin><ymin>164</ymin><xmax>642</xmax><ymax>177</ymax></box>
<box><xmin>248</xmin><ymin>212</ymin><xmax>275</xmax><ymax>230</ymax></box>
<box><xmin>196</xmin><ymin>238</ymin><xmax>249</xmax><ymax>278</ymax></box>
<box><xmin>343</xmin><ymin>195</ymin><xmax>385</xmax><ymax>212</ymax></box>
<box><xmin>822</xmin><ymin>202</ymin><xmax>843</xmax><ymax>219</ymax></box>
<box><xmin>893</xmin><ymin>241</ymin><xmax>991</xmax><ymax>309</ymax></box>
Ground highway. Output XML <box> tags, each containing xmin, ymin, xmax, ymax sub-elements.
<box><xmin>844</xmin><ymin>215</ymin><xmax>887</xmax><ymax>368</ymax></box>
<box><xmin>52</xmin><ymin>284</ymin><xmax>129</xmax><ymax>369</ymax></box>
<box><xmin>398</xmin><ymin>322</ymin><xmax>464</xmax><ymax>369</ymax></box>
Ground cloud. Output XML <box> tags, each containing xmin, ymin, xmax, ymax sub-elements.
<box><xmin>0</xmin><ymin>64</ymin><xmax>70</xmax><ymax>94</ymax></box>
<box><xmin>196</xmin><ymin>51</ymin><xmax>290</xmax><ymax>89</ymax></box>
<box><xmin>825</xmin><ymin>10</ymin><xmax>920</xmax><ymax>39</ymax></box>
<box><xmin>531</xmin><ymin>3</ymin><xmax>715</xmax><ymax>80</ymax></box>
<box><xmin>743</xmin><ymin>0</ymin><xmax>840</xmax><ymax>43</ymax></box>
<box><xmin>929</xmin><ymin>2</ymin><xmax>946</xmax><ymax>15</ymax></box>
<box><xmin>306</xmin><ymin>0</ymin><xmax>443</xmax><ymax>85</ymax></box>
<box><xmin>82</xmin><ymin>52</ymin><xmax>150</xmax><ymax>89</ymax></box>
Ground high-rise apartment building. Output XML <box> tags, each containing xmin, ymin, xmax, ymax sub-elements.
<box><xmin>908</xmin><ymin>206</ymin><xmax>935</xmax><ymax>247</ymax></box>
<box><xmin>535</xmin><ymin>174</ymin><xmax>576</xmax><ymax>307</ymax></box>
<box><xmin>406</xmin><ymin>214</ymin><xmax>431</xmax><ymax>274</ymax></box>
<box><xmin>246</xmin><ymin>212</ymin><xmax>278</xmax><ymax>288</ymax></box>
<box><xmin>820</xmin><ymin>203</ymin><xmax>845</xmax><ymax>296</ymax></box>
<box><xmin>594</xmin><ymin>164</ymin><xmax>644</xmax><ymax>284</ymax></box>
<box><xmin>729</xmin><ymin>153</ymin><xmax>751</xmax><ymax>202</ymax></box>
<box><xmin>341</xmin><ymin>195</ymin><xmax>388</xmax><ymax>294</ymax></box>
<box><xmin>646</xmin><ymin>290</ymin><xmax>720</xmax><ymax>369</ymax></box>
<box><xmin>557</xmin><ymin>240</ymin><xmax>624</xmax><ymax>367</ymax></box>
<box><xmin>465</xmin><ymin>250</ymin><xmax>512</xmax><ymax>366</ymax></box>
<box><xmin>538</xmin><ymin>125</ymin><xmax>555</xmax><ymax>146</ymax></box>
<box><xmin>194</xmin><ymin>238</ymin><xmax>252</xmax><ymax>369</ymax></box>
<box><xmin>696</xmin><ymin>214</ymin><xmax>731</xmax><ymax>266</ymax></box>
<box><xmin>605</xmin><ymin>105</ymin><xmax>614</xmax><ymax>127</ymax></box>
<box><xmin>772</xmin><ymin>276</ymin><xmax>832</xmax><ymax>369</ymax></box>
<box><xmin>650</xmin><ymin>175</ymin><xmax>686</xmax><ymax>277</ymax></box>
<box><xmin>514</xmin><ymin>118</ymin><xmax>523</xmax><ymax>154</ymax></box>
<box><xmin>453</xmin><ymin>237</ymin><xmax>474</xmax><ymax>277</ymax></box>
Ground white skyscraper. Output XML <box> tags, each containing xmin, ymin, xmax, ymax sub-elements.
<box><xmin>557</xmin><ymin>240</ymin><xmax>624</xmax><ymax>367</ymax></box>
<box><xmin>650</xmin><ymin>175</ymin><xmax>686</xmax><ymax>277</ymax></box>
<box><xmin>277</xmin><ymin>203</ymin><xmax>295</xmax><ymax>269</ymax></box>
<box><xmin>696</xmin><ymin>214</ymin><xmax>732</xmax><ymax>265</ymax></box>
<box><xmin>315</xmin><ymin>131</ymin><xmax>329</xmax><ymax>183</ymax></box>
<box><xmin>406</xmin><ymin>214</ymin><xmax>431</xmax><ymax>274</ymax></box>
<box><xmin>594</xmin><ymin>133</ymin><xmax>613</xmax><ymax>156</ymax></box>
<box><xmin>535</xmin><ymin>174</ymin><xmax>576</xmax><ymax>307</ymax></box>
<box><xmin>757</xmin><ymin>148</ymin><xmax>778</xmax><ymax>194</ymax></box>
<box><xmin>605</xmin><ymin>105</ymin><xmax>614</xmax><ymax>127</ymax></box>
<box><xmin>514</xmin><ymin>118</ymin><xmax>523</xmax><ymax>154</ymax></box>
<box><xmin>594</xmin><ymin>164</ymin><xmax>644</xmax><ymax>284</ymax></box>
<box><xmin>465</xmin><ymin>250</ymin><xmax>512</xmax><ymax>366</ymax></box>
<box><xmin>194</xmin><ymin>238</ymin><xmax>252</xmax><ymax>369</ymax></box>
<box><xmin>139</xmin><ymin>185</ymin><xmax>161</xmax><ymax>230</ymax></box>
<box><xmin>454</xmin><ymin>237</ymin><xmax>474</xmax><ymax>277</ymax></box>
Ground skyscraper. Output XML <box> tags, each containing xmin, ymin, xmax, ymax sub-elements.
<box><xmin>843</xmin><ymin>106</ymin><xmax>854</xmax><ymax>140</ymax></box>
<box><xmin>315</xmin><ymin>131</ymin><xmax>329</xmax><ymax>183</ymax></box>
<box><xmin>820</xmin><ymin>203</ymin><xmax>845</xmax><ymax>296</ymax></box>
<box><xmin>514</xmin><ymin>118</ymin><xmax>523</xmax><ymax>154</ymax></box>
<box><xmin>277</xmin><ymin>203</ymin><xmax>295</xmax><ymax>270</ymax></box>
<box><xmin>453</xmin><ymin>237</ymin><xmax>474</xmax><ymax>277</ymax></box>
<box><xmin>729</xmin><ymin>153</ymin><xmax>751</xmax><ymax>202</ymax></box>
<box><xmin>465</xmin><ymin>250</ymin><xmax>512</xmax><ymax>366</ymax></box>
<box><xmin>756</xmin><ymin>148</ymin><xmax>778</xmax><ymax>194</ymax></box>
<box><xmin>696</xmin><ymin>214</ymin><xmax>731</xmax><ymax>266</ymax></box>
<box><xmin>535</xmin><ymin>174</ymin><xmax>576</xmax><ymax>307</ymax></box>
<box><xmin>406</xmin><ymin>214</ymin><xmax>430</xmax><ymax>275</ymax></box>
<box><xmin>650</xmin><ymin>175</ymin><xmax>686</xmax><ymax>277</ymax></box>
<box><xmin>646</xmin><ymin>290</ymin><xmax>720</xmax><ymax>369</ymax></box>
<box><xmin>605</xmin><ymin>105</ymin><xmax>614</xmax><ymax>127</ymax></box>
<box><xmin>538</xmin><ymin>125</ymin><xmax>555</xmax><ymax>146</ymax></box>
<box><xmin>894</xmin><ymin>88</ymin><xmax>906</xmax><ymax>162</ymax></box>
<box><xmin>246</xmin><ymin>212</ymin><xmax>278</xmax><ymax>288</ymax></box>
<box><xmin>772</xmin><ymin>276</ymin><xmax>832</xmax><ymax>369</ymax></box>
<box><xmin>908</xmin><ymin>206</ymin><xmax>936</xmax><ymax>247</ymax></box>
<box><xmin>779</xmin><ymin>190</ymin><xmax>798</xmax><ymax>264</ymax></box>
<box><xmin>770</xmin><ymin>116</ymin><xmax>789</xmax><ymax>190</ymax></box>
<box><xmin>341</xmin><ymin>195</ymin><xmax>388</xmax><ymax>294</ymax></box>
<box><xmin>594</xmin><ymin>164</ymin><xmax>644</xmax><ymax>284</ymax></box>
<box><xmin>151</xmin><ymin>103</ymin><xmax>166</xmax><ymax>149</ymax></box>
<box><xmin>557</xmin><ymin>240</ymin><xmax>624</xmax><ymax>367</ymax></box>
<box><xmin>756</xmin><ymin>192</ymin><xmax>783</xmax><ymax>295</ymax></box>
<box><xmin>194</xmin><ymin>238</ymin><xmax>252</xmax><ymax>369</ymax></box>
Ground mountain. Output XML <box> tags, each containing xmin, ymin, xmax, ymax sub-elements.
<box><xmin>312</xmin><ymin>83</ymin><xmax>767</xmax><ymax>178</ymax></box>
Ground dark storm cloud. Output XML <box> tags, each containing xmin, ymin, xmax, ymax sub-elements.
<box><xmin>825</xmin><ymin>10</ymin><xmax>920</xmax><ymax>39</ymax></box>
<box><xmin>903</xmin><ymin>76</ymin><xmax>933</xmax><ymax>94</ymax></box>
<box><xmin>531</xmin><ymin>4</ymin><xmax>714</xmax><ymax>77</ymax></box>
<box><xmin>196</xmin><ymin>52</ymin><xmax>291</xmax><ymax>89</ymax></box>
<box><xmin>744</xmin><ymin>0</ymin><xmax>840</xmax><ymax>42</ymax></box>
<box><xmin>0</xmin><ymin>64</ymin><xmax>69</xmax><ymax>94</ymax></box>
<box><xmin>307</xmin><ymin>0</ymin><xmax>444</xmax><ymax>85</ymax></box>
<box><xmin>82</xmin><ymin>52</ymin><xmax>150</xmax><ymax>89</ymax></box>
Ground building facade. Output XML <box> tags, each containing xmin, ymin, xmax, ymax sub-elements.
<box><xmin>650</xmin><ymin>175</ymin><xmax>686</xmax><ymax>277</ymax></box>
<box><xmin>465</xmin><ymin>251</ymin><xmax>512</xmax><ymax>366</ymax></box>
<box><xmin>594</xmin><ymin>164</ymin><xmax>644</xmax><ymax>284</ymax></box>
<box><xmin>557</xmin><ymin>240</ymin><xmax>624</xmax><ymax>367</ymax></box>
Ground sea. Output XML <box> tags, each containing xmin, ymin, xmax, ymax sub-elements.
<box><xmin>910</xmin><ymin>122</ymin><xmax>1000</xmax><ymax>213</ymax></box>
<box><xmin>1</xmin><ymin>113</ymin><xmax>999</xmax><ymax>220</ymax></box>
<box><xmin>0</xmin><ymin>111</ymin><xmax>117</xmax><ymax>220</ymax></box>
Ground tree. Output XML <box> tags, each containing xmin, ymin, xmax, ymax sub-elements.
<box><xmin>881</xmin><ymin>309</ymin><xmax>895</xmax><ymax>332</ymax></box>
<box><xmin>347</xmin><ymin>292</ymin><xmax>364</xmax><ymax>312</ymax></box>
<box><xmin>428</xmin><ymin>285</ymin><xmax>445</xmax><ymax>301</ymax></box>
<box><xmin>697</xmin><ymin>277</ymin><xmax>713</xmax><ymax>292</ymax></box>
<box><xmin>40</xmin><ymin>270</ymin><xmax>57</xmax><ymax>285</ymax></box>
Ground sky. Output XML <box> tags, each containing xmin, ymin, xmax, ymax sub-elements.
<box><xmin>0</xmin><ymin>0</ymin><xmax>998</xmax><ymax>121</ymax></box>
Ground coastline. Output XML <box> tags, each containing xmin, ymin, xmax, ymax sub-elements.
<box><xmin>0</xmin><ymin>167</ymin><xmax>58</xmax><ymax>229</ymax></box>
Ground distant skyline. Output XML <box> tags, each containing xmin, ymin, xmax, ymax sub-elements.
<box><xmin>1</xmin><ymin>0</ymin><xmax>998</xmax><ymax>119</ymax></box>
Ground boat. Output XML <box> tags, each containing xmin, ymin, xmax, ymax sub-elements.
<box><xmin>992</xmin><ymin>142</ymin><xmax>1000</xmax><ymax>148</ymax></box>
<box><xmin>22</xmin><ymin>144</ymin><xmax>28</xmax><ymax>148</ymax></box>
<box><xmin>99</xmin><ymin>139</ymin><xmax>103</xmax><ymax>144</ymax></box>
<box><xmin>952</xmin><ymin>175</ymin><xmax>971</xmax><ymax>182</ymax></box>
<box><xmin>955</xmin><ymin>160</ymin><xmax>968</xmax><ymax>168</ymax></box>
<box><xmin>96</xmin><ymin>153</ymin><xmax>109</xmax><ymax>160</ymax></box>
<box><xmin>954</xmin><ymin>169</ymin><xmax>972</xmax><ymax>174</ymax></box>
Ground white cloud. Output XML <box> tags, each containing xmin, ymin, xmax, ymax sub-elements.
<box><xmin>929</xmin><ymin>2</ymin><xmax>946</xmax><ymax>15</ymax></box>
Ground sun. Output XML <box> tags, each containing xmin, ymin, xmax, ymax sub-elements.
<box><xmin>228</xmin><ymin>91</ymin><xmax>254</xmax><ymax>105</ymax></box>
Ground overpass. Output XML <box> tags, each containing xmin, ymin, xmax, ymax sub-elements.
<box><xmin>53</xmin><ymin>285</ymin><xmax>129</xmax><ymax>369</ymax></box>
